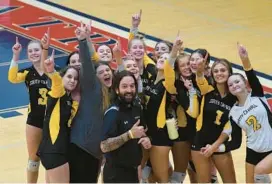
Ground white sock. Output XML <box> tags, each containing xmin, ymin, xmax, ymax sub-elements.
<box><xmin>211</xmin><ymin>174</ymin><xmax>218</xmax><ymax>183</ymax></box>
<box><xmin>255</xmin><ymin>174</ymin><xmax>271</xmax><ymax>183</ymax></box>
<box><xmin>142</xmin><ymin>166</ymin><xmax>151</xmax><ymax>181</ymax></box>
<box><xmin>170</xmin><ymin>172</ymin><xmax>186</xmax><ymax>183</ymax></box>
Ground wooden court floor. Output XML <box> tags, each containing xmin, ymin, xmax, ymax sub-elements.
<box><xmin>1</xmin><ymin>0</ymin><xmax>271</xmax><ymax>183</ymax></box>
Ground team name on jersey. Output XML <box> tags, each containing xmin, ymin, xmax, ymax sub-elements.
<box><xmin>29</xmin><ymin>79</ymin><xmax>48</xmax><ymax>86</ymax></box>
<box><xmin>237</xmin><ymin>104</ymin><xmax>258</xmax><ymax>124</ymax></box>
<box><xmin>142</xmin><ymin>78</ymin><xmax>149</xmax><ymax>84</ymax></box>
<box><xmin>145</xmin><ymin>86</ymin><xmax>158</xmax><ymax>95</ymax></box>
<box><xmin>209</xmin><ymin>99</ymin><xmax>231</xmax><ymax>111</ymax></box>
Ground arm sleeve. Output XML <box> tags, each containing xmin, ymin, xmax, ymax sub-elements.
<box><xmin>79</xmin><ymin>39</ymin><xmax>97</xmax><ymax>87</ymax></box>
<box><xmin>185</xmin><ymin>88</ymin><xmax>199</xmax><ymax>118</ymax></box>
<box><xmin>196</xmin><ymin>75</ymin><xmax>214</xmax><ymax>95</ymax></box>
<box><xmin>8</xmin><ymin>60</ymin><xmax>28</xmax><ymax>83</ymax></box>
<box><xmin>86</xmin><ymin>37</ymin><xmax>99</xmax><ymax>62</ymax></box>
<box><xmin>128</xmin><ymin>27</ymin><xmax>139</xmax><ymax>41</ymax></box>
<box><xmin>47</xmin><ymin>72</ymin><xmax>66</xmax><ymax>98</ymax></box>
<box><xmin>245</xmin><ymin>69</ymin><xmax>264</xmax><ymax>97</ymax></box>
<box><xmin>164</xmin><ymin>59</ymin><xmax>177</xmax><ymax>94</ymax></box>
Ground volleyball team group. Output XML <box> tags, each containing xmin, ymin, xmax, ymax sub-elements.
<box><xmin>7</xmin><ymin>10</ymin><xmax>272</xmax><ymax>183</ymax></box>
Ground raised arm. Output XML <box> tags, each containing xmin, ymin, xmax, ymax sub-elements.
<box><xmin>40</xmin><ymin>28</ymin><xmax>50</xmax><ymax>73</ymax></box>
<box><xmin>75</xmin><ymin>22</ymin><xmax>97</xmax><ymax>87</ymax></box>
<box><xmin>8</xmin><ymin>37</ymin><xmax>28</xmax><ymax>83</ymax></box>
<box><xmin>44</xmin><ymin>50</ymin><xmax>65</xmax><ymax>98</ymax></box>
<box><xmin>129</xmin><ymin>9</ymin><xmax>142</xmax><ymax>41</ymax></box>
<box><xmin>164</xmin><ymin>31</ymin><xmax>184</xmax><ymax>94</ymax></box>
<box><xmin>237</xmin><ymin>43</ymin><xmax>264</xmax><ymax>97</ymax></box>
<box><xmin>196</xmin><ymin>62</ymin><xmax>214</xmax><ymax>95</ymax></box>
<box><xmin>85</xmin><ymin>20</ymin><xmax>100</xmax><ymax>62</ymax></box>
<box><xmin>112</xmin><ymin>37</ymin><xmax>124</xmax><ymax>71</ymax></box>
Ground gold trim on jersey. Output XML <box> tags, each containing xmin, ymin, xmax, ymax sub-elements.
<box><xmin>68</xmin><ymin>101</ymin><xmax>79</xmax><ymax>127</ymax></box>
<box><xmin>164</xmin><ymin>60</ymin><xmax>177</xmax><ymax>94</ymax></box>
<box><xmin>196</xmin><ymin>96</ymin><xmax>205</xmax><ymax>131</ymax></box>
<box><xmin>157</xmin><ymin>90</ymin><xmax>167</xmax><ymax>128</ymax></box>
<box><xmin>47</xmin><ymin>72</ymin><xmax>65</xmax><ymax>98</ymax></box>
<box><xmin>177</xmin><ymin>105</ymin><xmax>187</xmax><ymax>127</ymax></box>
<box><xmin>186</xmin><ymin>93</ymin><xmax>199</xmax><ymax>119</ymax></box>
<box><xmin>49</xmin><ymin>98</ymin><xmax>61</xmax><ymax>144</ymax></box>
<box><xmin>196</xmin><ymin>76</ymin><xmax>214</xmax><ymax>95</ymax></box>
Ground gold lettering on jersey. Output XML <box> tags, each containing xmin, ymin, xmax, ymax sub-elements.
<box><xmin>246</xmin><ymin>115</ymin><xmax>261</xmax><ymax>131</ymax></box>
<box><xmin>38</xmin><ymin>88</ymin><xmax>48</xmax><ymax>105</ymax></box>
<box><xmin>209</xmin><ymin>99</ymin><xmax>231</xmax><ymax>110</ymax></box>
<box><xmin>215</xmin><ymin>110</ymin><xmax>224</xmax><ymax>125</ymax></box>
<box><xmin>237</xmin><ymin>104</ymin><xmax>258</xmax><ymax>124</ymax></box>
<box><xmin>29</xmin><ymin>79</ymin><xmax>48</xmax><ymax>86</ymax></box>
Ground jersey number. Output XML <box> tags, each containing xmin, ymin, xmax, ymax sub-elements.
<box><xmin>246</xmin><ymin>115</ymin><xmax>261</xmax><ymax>132</ymax></box>
<box><xmin>38</xmin><ymin>88</ymin><xmax>48</xmax><ymax>105</ymax></box>
<box><xmin>214</xmin><ymin>110</ymin><xmax>223</xmax><ymax>125</ymax></box>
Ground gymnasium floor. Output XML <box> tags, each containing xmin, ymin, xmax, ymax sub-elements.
<box><xmin>0</xmin><ymin>0</ymin><xmax>271</xmax><ymax>182</ymax></box>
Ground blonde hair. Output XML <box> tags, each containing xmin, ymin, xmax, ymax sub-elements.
<box><xmin>27</xmin><ymin>40</ymin><xmax>42</xmax><ymax>49</ymax></box>
<box><xmin>128</xmin><ymin>34</ymin><xmax>146</xmax><ymax>51</ymax></box>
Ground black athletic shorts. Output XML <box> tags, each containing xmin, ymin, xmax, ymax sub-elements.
<box><xmin>150</xmin><ymin>127</ymin><xmax>173</xmax><ymax>147</ymax></box>
<box><xmin>246</xmin><ymin>147</ymin><xmax>272</xmax><ymax>165</ymax></box>
<box><xmin>26</xmin><ymin>114</ymin><xmax>44</xmax><ymax>129</ymax></box>
<box><xmin>39</xmin><ymin>153</ymin><xmax>68</xmax><ymax>170</ymax></box>
<box><xmin>175</xmin><ymin>125</ymin><xmax>195</xmax><ymax>143</ymax></box>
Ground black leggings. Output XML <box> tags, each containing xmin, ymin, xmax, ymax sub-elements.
<box><xmin>103</xmin><ymin>162</ymin><xmax>139</xmax><ymax>183</ymax></box>
<box><xmin>69</xmin><ymin>143</ymin><xmax>100</xmax><ymax>183</ymax></box>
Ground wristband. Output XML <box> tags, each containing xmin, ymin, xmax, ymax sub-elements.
<box><xmin>217</xmin><ymin>144</ymin><xmax>226</xmax><ymax>152</ymax></box>
<box><xmin>129</xmin><ymin>130</ymin><xmax>134</xmax><ymax>139</ymax></box>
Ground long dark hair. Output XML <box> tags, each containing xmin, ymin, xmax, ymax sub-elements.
<box><xmin>191</xmin><ymin>48</ymin><xmax>211</xmax><ymax>65</ymax></box>
<box><xmin>66</xmin><ymin>51</ymin><xmax>79</xmax><ymax>66</ymax></box>
<box><xmin>112</xmin><ymin>70</ymin><xmax>138</xmax><ymax>100</ymax></box>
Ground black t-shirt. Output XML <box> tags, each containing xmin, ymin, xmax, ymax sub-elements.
<box><xmin>102</xmin><ymin>99</ymin><xmax>145</xmax><ymax>168</ymax></box>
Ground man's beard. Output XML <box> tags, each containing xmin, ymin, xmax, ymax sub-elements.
<box><xmin>119</xmin><ymin>92</ymin><xmax>136</xmax><ymax>103</ymax></box>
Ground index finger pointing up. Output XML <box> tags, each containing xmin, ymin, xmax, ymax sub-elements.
<box><xmin>51</xmin><ymin>49</ymin><xmax>55</xmax><ymax>59</ymax></box>
<box><xmin>177</xmin><ymin>30</ymin><xmax>180</xmax><ymax>37</ymax></box>
<box><xmin>139</xmin><ymin>9</ymin><xmax>142</xmax><ymax>17</ymax></box>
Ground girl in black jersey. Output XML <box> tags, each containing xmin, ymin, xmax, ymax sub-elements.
<box><xmin>228</xmin><ymin>43</ymin><xmax>272</xmax><ymax>183</ymax></box>
<box><xmin>145</xmin><ymin>51</ymin><xmax>173</xmax><ymax>183</ymax></box>
<box><xmin>171</xmin><ymin>53</ymin><xmax>198</xmax><ymax>183</ymax></box>
<box><xmin>38</xmin><ymin>51</ymin><xmax>79</xmax><ymax>183</ymax></box>
<box><xmin>192</xmin><ymin>56</ymin><xmax>239</xmax><ymax>183</ymax></box>
<box><xmin>128</xmin><ymin>11</ymin><xmax>158</xmax><ymax>94</ymax></box>
<box><xmin>190</xmin><ymin>49</ymin><xmax>212</xmax><ymax>77</ymax></box>
<box><xmin>8</xmin><ymin>30</ymin><xmax>50</xmax><ymax>183</ymax></box>
<box><xmin>187</xmin><ymin>49</ymin><xmax>219</xmax><ymax>183</ymax></box>
<box><xmin>142</xmin><ymin>33</ymin><xmax>183</xmax><ymax>182</ymax></box>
